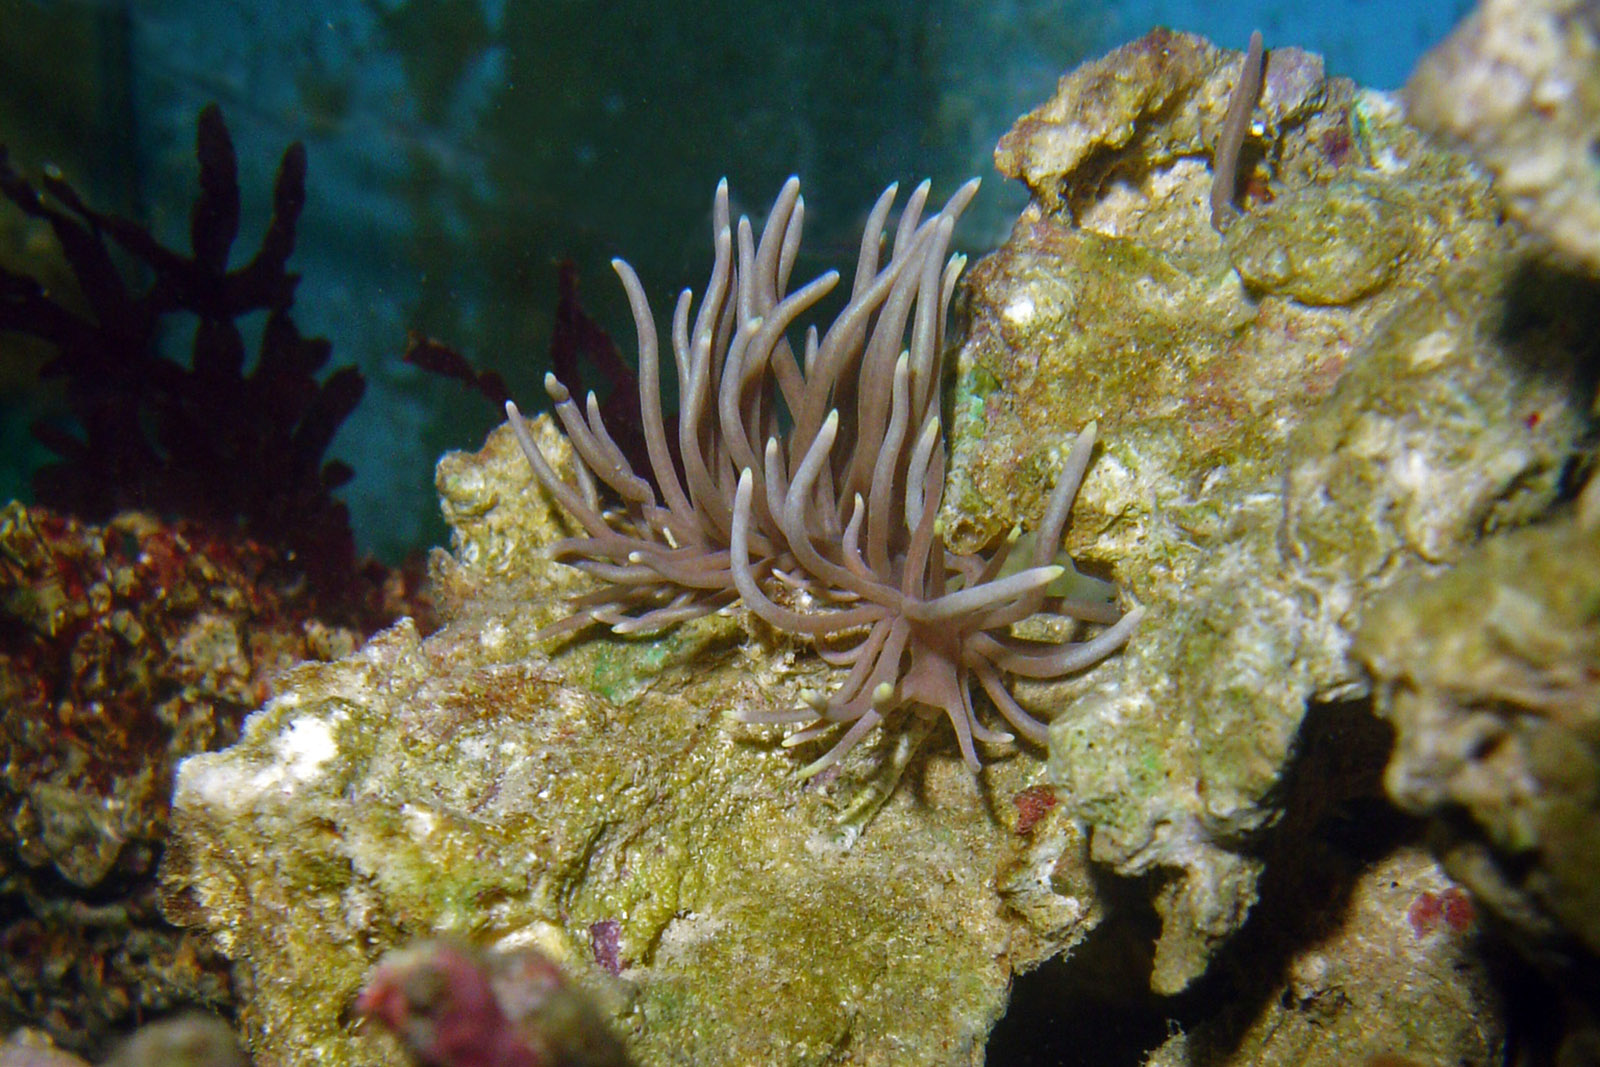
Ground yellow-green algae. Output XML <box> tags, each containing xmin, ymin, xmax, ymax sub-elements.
<box><xmin>953</xmin><ymin>29</ymin><xmax>1592</xmax><ymax>993</ymax></box>
<box><xmin>1223</xmin><ymin>177</ymin><xmax>1412</xmax><ymax>304</ymax></box>
<box><xmin>162</xmin><ymin>410</ymin><xmax>1105</xmax><ymax>1067</ymax></box>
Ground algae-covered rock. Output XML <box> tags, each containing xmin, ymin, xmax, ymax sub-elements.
<box><xmin>0</xmin><ymin>503</ymin><xmax>388</xmax><ymax>1055</ymax></box>
<box><xmin>1148</xmin><ymin>848</ymin><xmax>1503</xmax><ymax>1067</ymax></box>
<box><xmin>1407</xmin><ymin>0</ymin><xmax>1600</xmax><ymax>272</ymax></box>
<box><xmin>1357</xmin><ymin>502</ymin><xmax>1600</xmax><ymax>980</ymax></box>
<box><xmin>161</xmin><ymin>418</ymin><xmax>1102</xmax><ymax>1067</ymax></box>
<box><xmin>956</xmin><ymin>28</ymin><xmax>1592</xmax><ymax>993</ymax></box>
<box><xmin>994</xmin><ymin>28</ymin><xmax>1331</xmax><ymax>231</ymax></box>
<box><xmin>1224</xmin><ymin>177</ymin><xmax>1411</xmax><ymax>305</ymax></box>
<box><xmin>159</xmin><ymin>26</ymin><xmax>1599</xmax><ymax>1064</ymax></box>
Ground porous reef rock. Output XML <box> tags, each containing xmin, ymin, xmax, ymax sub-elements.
<box><xmin>160</xmin><ymin>409</ymin><xmax>1105</xmax><ymax>1067</ymax></box>
<box><xmin>949</xmin><ymin>28</ymin><xmax>1592</xmax><ymax>992</ymax></box>
<box><xmin>1358</xmin><ymin>491</ymin><xmax>1600</xmax><ymax>1035</ymax></box>
<box><xmin>0</xmin><ymin>503</ymin><xmax>377</xmax><ymax>1056</ymax></box>
<box><xmin>1148</xmin><ymin>847</ymin><xmax>1503</xmax><ymax>1067</ymax></box>
<box><xmin>1406</xmin><ymin>0</ymin><xmax>1600</xmax><ymax>272</ymax></box>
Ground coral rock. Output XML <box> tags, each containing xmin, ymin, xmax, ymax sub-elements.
<box><xmin>1407</xmin><ymin>0</ymin><xmax>1600</xmax><ymax>272</ymax></box>
<box><xmin>1358</xmin><ymin>501</ymin><xmax>1600</xmax><ymax>1027</ymax></box>
<box><xmin>161</xmin><ymin>417</ymin><xmax>1104</xmax><ymax>1066</ymax></box>
<box><xmin>961</xmin><ymin>28</ymin><xmax>1590</xmax><ymax>993</ymax></box>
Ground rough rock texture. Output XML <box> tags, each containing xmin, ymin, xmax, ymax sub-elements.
<box><xmin>1148</xmin><ymin>848</ymin><xmax>1503</xmax><ymax>1067</ymax></box>
<box><xmin>161</xmin><ymin>420</ymin><xmax>1106</xmax><ymax>1067</ymax></box>
<box><xmin>0</xmin><ymin>504</ymin><xmax>364</xmax><ymax>890</ymax></box>
<box><xmin>0</xmin><ymin>1015</ymin><xmax>246</xmax><ymax>1067</ymax></box>
<box><xmin>0</xmin><ymin>503</ymin><xmax>381</xmax><ymax>1056</ymax></box>
<box><xmin>1406</xmin><ymin>0</ymin><xmax>1600</xmax><ymax>271</ymax></box>
<box><xmin>159</xmin><ymin>27</ymin><xmax>1599</xmax><ymax>1066</ymax></box>
<box><xmin>1357</xmin><ymin>497</ymin><xmax>1600</xmax><ymax>1048</ymax></box>
<box><xmin>954</xmin><ymin>28</ymin><xmax>1592</xmax><ymax>992</ymax></box>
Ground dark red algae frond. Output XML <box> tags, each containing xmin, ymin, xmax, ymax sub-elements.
<box><xmin>0</xmin><ymin>104</ymin><xmax>366</xmax><ymax>601</ymax></box>
<box><xmin>506</xmin><ymin>177</ymin><xmax>1143</xmax><ymax>776</ymax></box>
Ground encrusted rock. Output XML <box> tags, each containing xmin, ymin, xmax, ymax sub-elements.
<box><xmin>158</xmin><ymin>26</ymin><xmax>1598</xmax><ymax>1064</ymax></box>
<box><xmin>0</xmin><ymin>503</ymin><xmax>392</xmax><ymax>1055</ymax></box>
<box><xmin>1407</xmin><ymin>0</ymin><xmax>1600</xmax><ymax>271</ymax></box>
<box><xmin>1147</xmin><ymin>848</ymin><xmax>1503</xmax><ymax>1066</ymax></box>
<box><xmin>1357</xmin><ymin>496</ymin><xmax>1600</xmax><ymax>1042</ymax></box>
<box><xmin>954</xmin><ymin>28</ymin><xmax>1591</xmax><ymax>993</ymax></box>
<box><xmin>161</xmin><ymin>420</ymin><xmax>1103</xmax><ymax>1067</ymax></box>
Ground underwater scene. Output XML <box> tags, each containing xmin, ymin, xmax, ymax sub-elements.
<box><xmin>1</xmin><ymin>0</ymin><xmax>1597</xmax><ymax>1064</ymax></box>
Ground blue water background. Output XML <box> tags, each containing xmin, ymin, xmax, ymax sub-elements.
<box><xmin>0</xmin><ymin>0</ymin><xmax>1470</xmax><ymax>562</ymax></box>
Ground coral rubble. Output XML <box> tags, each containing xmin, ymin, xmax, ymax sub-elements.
<box><xmin>0</xmin><ymin>501</ymin><xmax>421</xmax><ymax>1056</ymax></box>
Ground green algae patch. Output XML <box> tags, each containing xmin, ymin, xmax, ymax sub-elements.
<box><xmin>553</xmin><ymin>612</ymin><xmax>742</xmax><ymax>708</ymax></box>
<box><xmin>1223</xmin><ymin>178</ymin><xmax>1412</xmax><ymax>304</ymax></box>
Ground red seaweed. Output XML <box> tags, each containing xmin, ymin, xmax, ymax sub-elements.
<box><xmin>1</xmin><ymin>105</ymin><xmax>364</xmax><ymax>600</ymax></box>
